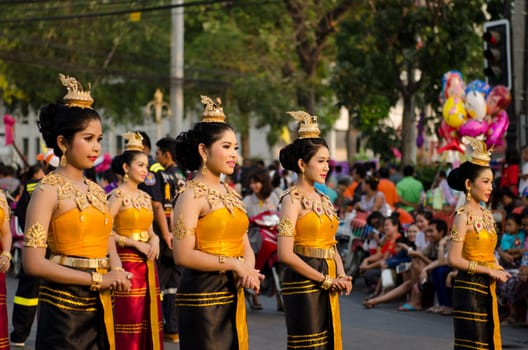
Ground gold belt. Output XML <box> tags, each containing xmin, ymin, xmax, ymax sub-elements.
<box><xmin>293</xmin><ymin>245</ymin><xmax>336</xmax><ymax>259</ymax></box>
<box><xmin>50</xmin><ymin>255</ymin><xmax>109</xmax><ymax>269</ymax></box>
<box><xmin>129</xmin><ymin>231</ymin><xmax>150</xmax><ymax>242</ymax></box>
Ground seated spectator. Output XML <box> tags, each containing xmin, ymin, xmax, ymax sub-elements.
<box><xmin>377</xmin><ymin>167</ymin><xmax>399</xmax><ymax>210</ymax></box>
<box><xmin>497</xmin><ymin>213</ymin><xmax>525</xmax><ymax>268</ymax></box>
<box><xmin>354</xmin><ymin>176</ymin><xmax>391</xmax><ymax>217</ymax></box>
<box><xmin>360</xmin><ymin>215</ymin><xmax>402</xmax><ymax>273</ymax></box>
<box><xmin>496</xmin><ymin>187</ymin><xmax>522</xmax><ymax>216</ymax></box>
<box><xmin>426</xmin><ymin>170</ymin><xmax>456</xmax><ymax>210</ymax></box>
<box><xmin>363</xmin><ymin>218</ymin><xmax>448</xmax><ymax>311</ymax></box>
<box><xmin>343</xmin><ymin>163</ymin><xmax>366</xmax><ymax>206</ymax></box>
<box><xmin>500</xmin><ymin>148</ymin><xmax>520</xmax><ymax>196</ymax></box>
<box><xmin>414</xmin><ymin>209</ymin><xmax>432</xmax><ymax>251</ymax></box>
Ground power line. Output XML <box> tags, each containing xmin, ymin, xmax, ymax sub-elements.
<box><xmin>0</xmin><ymin>0</ymin><xmax>279</xmax><ymax>24</ymax></box>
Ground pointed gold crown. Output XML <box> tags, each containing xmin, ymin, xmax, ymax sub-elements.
<box><xmin>59</xmin><ymin>73</ymin><xmax>94</xmax><ymax>109</ymax></box>
<box><xmin>287</xmin><ymin>111</ymin><xmax>321</xmax><ymax>139</ymax></box>
<box><xmin>123</xmin><ymin>132</ymin><xmax>144</xmax><ymax>152</ymax></box>
<box><xmin>465</xmin><ymin>137</ymin><xmax>491</xmax><ymax>167</ymax></box>
<box><xmin>200</xmin><ymin>95</ymin><xmax>226</xmax><ymax>123</ymax></box>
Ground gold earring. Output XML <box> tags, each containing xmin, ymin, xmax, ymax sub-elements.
<box><xmin>124</xmin><ymin>172</ymin><xmax>129</xmax><ymax>182</ymax></box>
<box><xmin>60</xmin><ymin>151</ymin><xmax>67</xmax><ymax>167</ymax></box>
<box><xmin>201</xmin><ymin>157</ymin><xmax>207</xmax><ymax>175</ymax></box>
<box><xmin>466</xmin><ymin>189</ymin><xmax>472</xmax><ymax>202</ymax></box>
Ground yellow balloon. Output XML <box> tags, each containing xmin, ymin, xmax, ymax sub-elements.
<box><xmin>442</xmin><ymin>96</ymin><xmax>467</xmax><ymax>128</ymax></box>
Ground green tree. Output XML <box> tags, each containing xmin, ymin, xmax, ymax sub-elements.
<box><xmin>332</xmin><ymin>0</ymin><xmax>492</xmax><ymax>165</ymax></box>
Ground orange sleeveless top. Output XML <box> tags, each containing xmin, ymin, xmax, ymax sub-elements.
<box><xmin>185</xmin><ymin>180</ymin><xmax>248</xmax><ymax>257</ymax></box>
<box><xmin>43</xmin><ymin>172</ymin><xmax>112</xmax><ymax>258</ymax></box>
<box><xmin>112</xmin><ymin>190</ymin><xmax>153</xmax><ymax>240</ymax></box>
<box><xmin>456</xmin><ymin>207</ymin><xmax>497</xmax><ymax>264</ymax></box>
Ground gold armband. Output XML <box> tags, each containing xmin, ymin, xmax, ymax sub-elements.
<box><xmin>277</xmin><ymin>218</ymin><xmax>295</xmax><ymax>237</ymax></box>
<box><xmin>467</xmin><ymin>260</ymin><xmax>477</xmax><ymax>275</ymax></box>
<box><xmin>90</xmin><ymin>272</ymin><xmax>103</xmax><ymax>291</ymax></box>
<box><xmin>320</xmin><ymin>275</ymin><xmax>333</xmax><ymax>290</ymax></box>
<box><xmin>24</xmin><ymin>223</ymin><xmax>48</xmax><ymax>248</ymax></box>
<box><xmin>173</xmin><ymin>215</ymin><xmax>196</xmax><ymax>240</ymax></box>
<box><xmin>117</xmin><ymin>236</ymin><xmax>126</xmax><ymax>248</ymax></box>
<box><xmin>0</xmin><ymin>251</ymin><xmax>11</xmax><ymax>261</ymax></box>
<box><xmin>449</xmin><ymin>226</ymin><xmax>464</xmax><ymax>242</ymax></box>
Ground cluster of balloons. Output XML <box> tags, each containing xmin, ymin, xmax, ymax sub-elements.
<box><xmin>438</xmin><ymin>70</ymin><xmax>512</xmax><ymax>153</ymax></box>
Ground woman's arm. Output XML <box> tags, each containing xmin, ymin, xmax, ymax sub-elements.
<box><xmin>172</xmin><ymin>190</ymin><xmax>261</xmax><ymax>291</ymax></box>
<box><xmin>0</xmin><ymin>197</ymin><xmax>12</xmax><ymax>274</ymax></box>
<box><xmin>447</xmin><ymin>214</ymin><xmax>510</xmax><ymax>282</ymax></box>
<box><xmin>23</xmin><ymin>185</ymin><xmax>129</xmax><ymax>290</ymax></box>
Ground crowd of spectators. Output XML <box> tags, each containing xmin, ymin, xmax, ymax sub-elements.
<box><xmin>1</xmin><ymin>146</ymin><xmax>528</xmax><ymax>327</ymax></box>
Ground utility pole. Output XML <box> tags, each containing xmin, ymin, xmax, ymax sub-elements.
<box><xmin>170</xmin><ymin>0</ymin><xmax>184</xmax><ymax>137</ymax></box>
<box><xmin>513</xmin><ymin>0</ymin><xmax>527</xmax><ymax>147</ymax></box>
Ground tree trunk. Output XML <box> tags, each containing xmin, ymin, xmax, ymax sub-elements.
<box><xmin>401</xmin><ymin>93</ymin><xmax>417</xmax><ymax>166</ymax></box>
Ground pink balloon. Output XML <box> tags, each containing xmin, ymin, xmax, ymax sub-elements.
<box><xmin>459</xmin><ymin>119</ymin><xmax>488</xmax><ymax>138</ymax></box>
<box><xmin>486</xmin><ymin>110</ymin><xmax>509</xmax><ymax>148</ymax></box>
<box><xmin>438</xmin><ymin>121</ymin><xmax>463</xmax><ymax>154</ymax></box>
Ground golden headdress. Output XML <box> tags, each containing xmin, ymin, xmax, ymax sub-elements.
<box><xmin>58</xmin><ymin>73</ymin><xmax>94</xmax><ymax>109</ymax></box>
<box><xmin>464</xmin><ymin>137</ymin><xmax>491</xmax><ymax>167</ymax></box>
<box><xmin>123</xmin><ymin>132</ymin><xmax>144</xmax><ymax>152</ymax></box>
<box><xmin>200</xmin><ymin>95</ymin><xmax>226</xmax><ymax>123</ymax></box>
<box><xmin>287</xmin><ymin>111</ymin><xmax>321</xmax><ymax>139</ymax></box>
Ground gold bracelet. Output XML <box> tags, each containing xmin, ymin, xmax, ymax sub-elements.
<box><xmin>111</xmin><ymin>266</ymin><xmax>125</xmax><ymax>272</ymax></box>
<box><xmin>0</xmin><ymin>251</ymin><xmax>11</xmax><ymax>261</ymax></box>
<box><xmin>117</xmin><ymin>236</ymin><xmax>126</xmax><ymax>248</ymax></box>
<box><xmin>467</xmin><ymin>260</ymin><xmax>477</xmax><ymax>275</ymax></box>
<box><xmin>90</xmin><ymin>272</ymin><xmax>103</xmax><ymax>291</ymax></box>
<box><xmin>337</xmin><ymin>274</ymin><xmax>346</xmax><ymax>279</ymax></box>
<box><xmin>321</xmin><ymin>275</ymin><xmax>333</xmax><ymax>290</ymax></box>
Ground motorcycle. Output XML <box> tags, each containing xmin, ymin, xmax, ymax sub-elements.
<box><xmin>247</xmin><ymin>210</ymin><xmax>284</xmax><ymax>310</ymax></box>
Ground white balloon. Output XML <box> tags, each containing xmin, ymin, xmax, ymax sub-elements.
<box><xmin>464</xmin><ymin>90</ymin><xmax>487</xmax><ymax>121</ymax></box>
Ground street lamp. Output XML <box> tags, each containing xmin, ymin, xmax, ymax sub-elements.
<box><xmin>145</xmin><ymin>89</ymin><xmax>172</xmax><ymax>140</ymax></box>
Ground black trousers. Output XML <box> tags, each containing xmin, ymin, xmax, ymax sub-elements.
<box><xmin>10</xmin><ymin>267</ymin><xmax>40</xmax><ymax>343</ymax></box>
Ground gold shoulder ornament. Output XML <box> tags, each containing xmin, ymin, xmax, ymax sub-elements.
<box><xmin>449</xmin><ymin>226</ymin><xmax>464</xmax><ymax>243</ymax></box>
<box><xmin>277</xmin><ymin>217</ymin><xmax>295</xmax><ymax>237</ymax></box>
<box><xmin>24</xmin><ymin>223</ymin><xmax>48</xmax><ymax>248</ymax></box>
<box><xmin>173</xmin><ymin>214</ymin><xmax>196</xmax><ymax>240</ymax></box>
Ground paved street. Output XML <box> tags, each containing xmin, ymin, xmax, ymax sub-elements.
<box><xmin>4</xmin><ymin>275</ymin><xmax>528</xmax><ymax>349</ymax></box>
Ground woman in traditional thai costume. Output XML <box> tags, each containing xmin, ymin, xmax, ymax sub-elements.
<box><xmin>277</xmin><ymin>111</ymin><xmax>352</xmax><ymax>350</ymax></box>
<box><xmin>22</xmin><ymin>74</ymin><xmax>131</xmax><ymax>350</ymax></box>
<box><xmin>172</xmin><ymin>96</ymin><xmax>262</xmax><ymax>350</ymax></box>
<box><xmin>447</xmin><ymin>137</ymin><xmax>511</xmax><ymax>350</ymax></box>
<box><xmin>108</xmin><ymin>132</ymin><xmax>163</xmax><ymax>350</ymax></box>
<box><xmin>0</xmin><ymin>190</ymin><xmax>12</xmax><ymax>350</ymax></box>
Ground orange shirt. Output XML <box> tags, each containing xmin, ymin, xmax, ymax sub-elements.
<box><xmin>378</xmin><ymin>178</ymin><xmax>398</xmax><ymax>208</ymax></box>
<box><xmin>343</xmin><ymin>181</ymin><xmax>359</xmax><ymax>199</ymax></box>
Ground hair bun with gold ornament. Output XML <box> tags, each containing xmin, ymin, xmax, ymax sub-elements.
<box><xmin>58</xmin><ymin>73</ymin><xmax>94</xmax><ymax>109</ymax></box>
<box><xmin>464</xmin><ymin>136</ymin><xmax>491</xmax><ymax>167</ymax></box>
<box><xmin>287</xmin><ymin>111</ymin><xmax>321</xmax><ymax>139</ymax></box>
<box><xmin>123</xmin><ymin>132</ymin><xmax>144</xmax><ymax>152</ymax></box>
<box><xmin>200</xmin><ymin>95</ymin><xmax>226</xmax><ymax>123</ymax></box>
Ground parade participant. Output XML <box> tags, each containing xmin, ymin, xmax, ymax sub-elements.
<box><xmin>10</xmin><ymin>163</ymin><xmax>46</xmax><ymax>348</ymax></box>
<box><xmin>172</xmin><ymin>96</ymin><xmax>262</xmax><ymax>350</ymax></box>
<box><xmin>141</xmin><ymin>136</ymin><xmax>185</xmax><ymax>343</ymax></box>
<box><xmin>0</xmin><ymin>190</ymin><xmax>12</xmax><ymax>350</ymax></box>
<box><xmin>447</xmin><ymin>137</ymin><xmax>511</xmax><ymax>350</ymax></box>
<box><xmin>22</xmin><ymin>74</ymin><xmax>131</xmax><ymax>350</ymax></box>
<box><xmin>109</xmin><ymin>132</ymin><xmax>163</xmax><ymax>350</ymax></box>
<box><xmin>277</xmin><ymin>111</ymin><xmax>352</xmax><ymax>350</ymax></box>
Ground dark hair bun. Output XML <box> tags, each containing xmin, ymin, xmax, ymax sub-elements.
<box><xmin>447</xmin><ymin>167</ymin><xmax>464</xmax><ymax>192</ymax></box>
<box><xmin>38</xmin><ymin>103</ymin><xmax>58</xmax><ymax>149</ymax></box>
<box><xmin>447</xmin><ymin>161</ymin><xmax>488</xmax><ymax>192</ymax></box>
<box><xmin>111</xmin><ymin>154</ymin><xmax>125</xmax><ymax>176</ymax></box>
<box><xmin>279</xmin><ymin>143</ymin><xmax>298</xmax><ymax>172</ymax></box>
<box><xmin>174</xmin><ymin>130</ymin><xmax>200</xmax><ymax>171</ymax></box>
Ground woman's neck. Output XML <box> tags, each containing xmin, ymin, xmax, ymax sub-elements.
<box><xmin>56</xmin><ymin>165</ymin><xmax>84</xmax><ymax>182</ymax></box>
<box><xmin>121</xmin><ymin>180</ymin><xmax>139</xmax><ymax>193</ymax></box>
<box><xmin>295</xmin><ymin>179</ymin><xmax>316</xmax><ymax>195</ymax></box>
<box><xmin>465</xmin><ymin>199</ymin><xmax>483</xmax><ymax>211</ymax></box>
<box><xmin>194</xmin><ymin>171</ymin><xmax>223</xmax><ymax>189</ymax></box>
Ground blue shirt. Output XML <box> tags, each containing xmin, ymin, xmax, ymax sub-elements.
<box><xmin>500</xmin><ymin>232</ymin><xmax>526</xmax><ymax>251</ymax></box>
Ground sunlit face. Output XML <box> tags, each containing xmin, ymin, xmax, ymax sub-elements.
<box><xmin>467</xmin><ymin>168</ymin><xmax>493</xmax><ymax>203</ymax></box>
<box><xmin>504</xmin><ymin>218</ymin><xmax>520</xmax><ymax>235</ymax></box>
<box><xmin>125</xmin><ymin>153</ymin><xmax>149</xmax><ymax>185</ymax></box>
<box><xmin>383</xmin><ymin>219</ymin><xmax>398</xmax><ymax>236</ymax></box>
<box><xmin>301</xmin><ymin>146</ymin><xmax>330</xmax><ymax>184</ymax></box>
<box><xmin>415</xmin><ymin>214</ymin><xmax>428</xmax><ymax>231</ymax></box>
<box><xmin>406</xmin><ymin>224</ymin><xmax>419</xmax><ymax>242</ymax></box>
<box><xmin>249</xmin><ymin>179</ymin><xmax>263</xmax><ymax>195</ymax></box>
<box><xmin>63</xmin><ymin>119</ymin><xmax>102</xmax><ymax>170</ymax></box>
<box><xmin>425</xmin><ymin>223</ymin><xmax>443</xmax><ymax>243</ymax></box>
<box><xmin>155</xmin><ymin>148</ymin><xmax>171</xmax><ymax>168</ymax></box>
<box><xmin>203</xmin><ymin>129</ymin><xmax>239</xmax><ymax>175</ymax></box>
